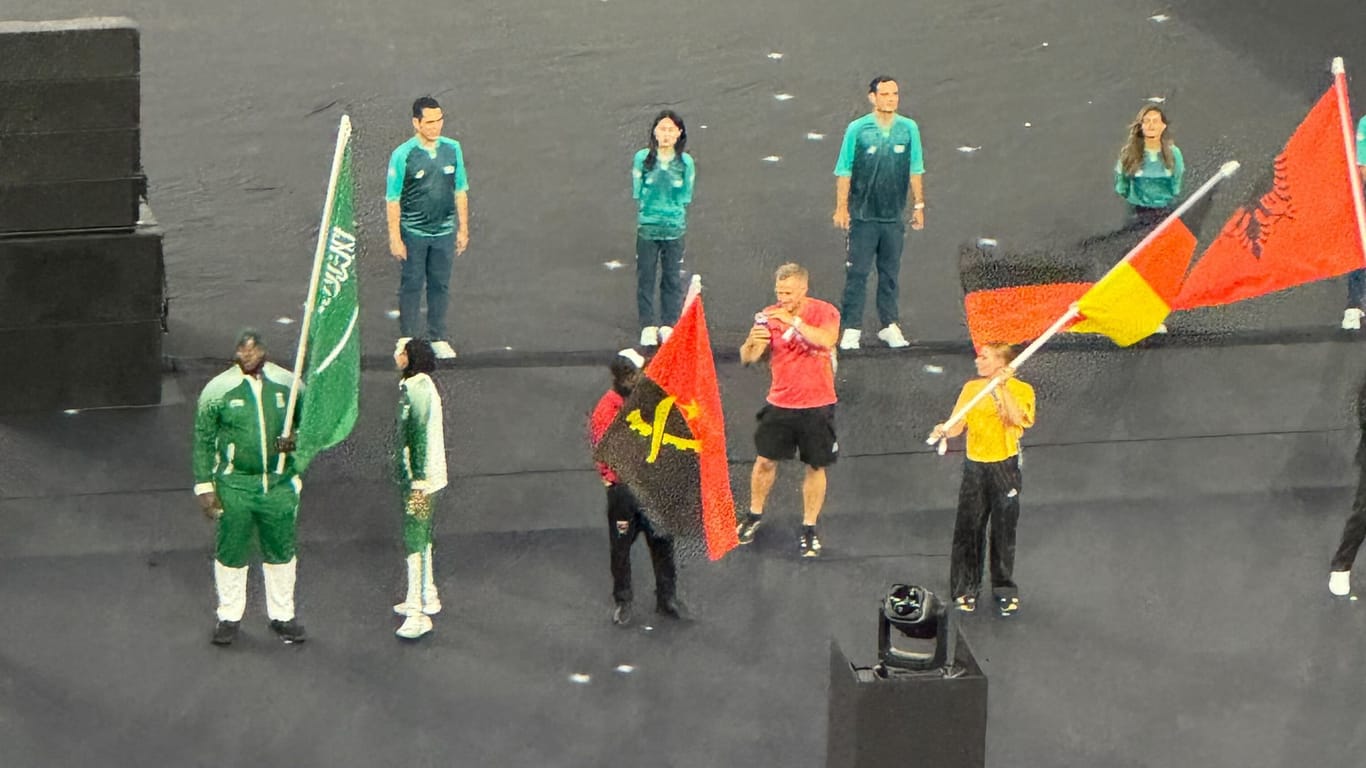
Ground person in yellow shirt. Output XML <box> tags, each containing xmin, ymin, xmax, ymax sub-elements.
<box><xmin>930</xmin><ymin>343</ymin><xmax>1036</xmax><ymax>616</ymax></box>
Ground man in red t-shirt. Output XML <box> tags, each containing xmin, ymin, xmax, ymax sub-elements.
<box><xmin>588</xmin><ymin>349</ymin><xmax>684</xmax><ymax>626</ymax></box>
<box><xmin>738</xmin><ymin>263</ymin><xmax>841</xmax><ymax>557</ymax></box>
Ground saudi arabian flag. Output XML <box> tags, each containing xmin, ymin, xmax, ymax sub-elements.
<box><xmin>293</xmin><ymin>115</ymin><xmax>360</xmax><ymax>474</ymax></box>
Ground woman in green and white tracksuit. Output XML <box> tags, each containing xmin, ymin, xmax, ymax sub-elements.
<box><xmin>392</xmin><ymin>337</ymin><xmax>448</xmax><ymax>640</ymax></box>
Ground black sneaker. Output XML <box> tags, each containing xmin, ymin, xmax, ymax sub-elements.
<box><xmin>269</xmin><ymin>619</ymin><xmax>307</xmax><ymax>644</ymax></box>
<box><xmin>656</xmin><ymin>596</ymin><xmax>690</xmax><ymax>621</ymax></box>
<box><xmin>211</xmin><ymin>620</ymin><xmax>240</xmax><ymax>646</ymax></box>
<box><xmin>799</xmin><ymin>526</ymin><xmax>822</xmax><ymax>558</ymax></box>
<box><xmin>736</xmin><ymin>512</ymin><xmax>764</xmax><ymax>545</ymax></box>
<box><xmin>612</xmin><ymin>602</ymin><xmax>632</xmax><ymax>627</ymax></box>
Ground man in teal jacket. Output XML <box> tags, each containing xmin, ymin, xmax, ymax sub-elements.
<box><xmin>192</xmin><ymin>331</ymin><xmax>306</xmax><ymax>646</ymax></box>
<box><xmin>833</xmin><ymin>76</ymin><xmax>925</xmax><ymax>351</ymax></box>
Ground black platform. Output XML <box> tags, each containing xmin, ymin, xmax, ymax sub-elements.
<box><xmin>827</xmin><ymin>636</ymin><xmax>987</xmax><ymax>768</ymax></box>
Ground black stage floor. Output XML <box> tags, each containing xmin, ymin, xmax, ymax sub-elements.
<box><xmin>5</xmin><ymin>0</ymin><xmax>1366</xmax><ymax>765</ymax></box>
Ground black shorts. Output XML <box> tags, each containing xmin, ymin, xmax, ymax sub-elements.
<box><xmin>754</xmin><ymin>404</ymin><xmax>838</xmax><ymax>468</ymax></box>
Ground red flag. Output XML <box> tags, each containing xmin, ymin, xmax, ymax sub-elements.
<box><xmin>963</xmin><ymin>283</ymin><xmax>1090</xmax><ymax>348</ymax></box>
<box><xmin>593</xmin><ymin>295</ymin><xmax>738</xmax><ymax>560</ymax></box>
<box><xmin>1174</xmin><ymin>77</ymin><xmax>1366</xmax><ymax>309</ymax></box>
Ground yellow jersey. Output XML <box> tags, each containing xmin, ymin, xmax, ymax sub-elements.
<box><xmin>952</xmin><ymin>378</ymin><xmax>1036</xmax><ymax>463</ymax></box>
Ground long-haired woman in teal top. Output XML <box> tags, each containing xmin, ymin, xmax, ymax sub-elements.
<box><xmin>631</xmin><ymin>110</ymin><xmax>696</xmax><ymax>347</ymax></box>
<box><xmin>1114</xmin><ymin>105</ymin><xmax>1184</xmax><ymax>229</ymax></box>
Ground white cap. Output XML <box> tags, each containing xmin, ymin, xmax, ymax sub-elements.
<box><xmin>618</xmin><ymin>348</ymin><xmax>646</xmax><ymax>369</ymax></box>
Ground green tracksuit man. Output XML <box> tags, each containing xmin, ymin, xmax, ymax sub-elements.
<box><xmin>192</xmin><ymin>332</ymin><xmax>306</xmax><ymax>645</ymax></box>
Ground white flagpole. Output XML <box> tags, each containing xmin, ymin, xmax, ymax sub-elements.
<box><xmin>926</xmin><ymin>160</ymin><xmax>1240</xmax><ymax>454</ymax></box>
<box><xmin>1331</xmin><ymin>57</ymin><xmax>1366</xmax><ymax>268</ymax></box>
<box><xmin>682</xmin><ymin>273</ymin><xmax>703</xmax><ymax>311</ymax></box>
<box><xmin>277</xmin><ymin>114</ymin><xmax>352</xmax><ymax>473</ymax></box>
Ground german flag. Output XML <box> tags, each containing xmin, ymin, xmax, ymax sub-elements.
<box><xmin>1068</xmin><ymin>212</ymin><xmax>1202</xmax><ymax>345</ymax></box>
<box><xmin>959</xmin><ymin>229</ymin><xmax>1133</xmax><ymax>348</ymax></box>
<box><xmin>962</xmin><ymin>176</ymin><xmax>1219</xmax><ymax>348</ymax></box>
<box><xmin>1174</xmin><ymin>69</ymin><xmax>1366</xmax><ymax>309</ymax></box>
<box><xmin>593</xmin><ymin>294</ymin><xmax>738</xmax><ymax>560</ymax></box>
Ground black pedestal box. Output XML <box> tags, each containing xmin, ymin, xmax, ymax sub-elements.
<box><xmin>826</xmin><ymin>637</ymin><xmax>988</xmax><ymax>768</ymax></box>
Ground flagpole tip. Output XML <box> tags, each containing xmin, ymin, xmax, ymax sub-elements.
<box><xmin>1219</xmin><ymin>160</ymin><xmax>1240</xmax><ymax>177</ymax></box>
<box><xmin>689</xmin><ymin>274</ymin><xmax>702</xmax><ymax>289</ymax></box>
<box><xmin>1332</xmin><ymin>57</ymin><xmax>1345</xmax><ymax>74</ymax></box>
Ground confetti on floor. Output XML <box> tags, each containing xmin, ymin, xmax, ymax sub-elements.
<box><xmin>923</xmin><ymin>365</ymin><xmax>944</xmax><ymax>375</ymax></box>
<box><xmin>275</xmin><ymin>316</ymin><xmax>294</xmax><ymax>325</ymax></box>
<box><xmin>977</xmin><ymin>237</ymin><xmax>998</xmax><ymax>247</ymax></box>
<box><xmin>386</xmin><ymin>309</ymin><xmax>400</xmax><ymax>319</ymax></box>
<box><xmin>762</xmin><ymin>155</ymin><xmax>782</xmax><ymax>163</ymax></box>
<box><xmin>767</xmin><ymin>52</ymin><xmax>783</xmax><ymax>60</ymax></box>
<box><xmin>1024</xmin><ymin>122</ymin><xmax>1032</xmax><ymax>127</ymax></box>
<box><xmin>806</xmin><ymin>132</ymin><xmax>825</xmax><ymax>140</ymax></box>
<box><xmin>569</xmin><ymin>673</ymin><xmax>591</xmax><ymax>684</ymax></box>
<box><xmin>956</xmin><ymin>146</ymin><xmax>981</xmax><ymax>153</ymax></box>
<box><xmin>63</xmin><ymin>409</ymin><xmax>79</xmax><ymax>415</ymax></box>
<box><xmin>603</xmin><ymin>260</ymin><xmax>624</xmax><ymax>270</ymax></box>
<box><xmin>1146</xmin><ymin>96</ymin><xmax>1166</xmax><ymax>103</ymax></box>
<box><xmin>1150</xmin><ymin>13</ymin><xmax>1170</xmax><ymax>22</ymax></box>
<box><xmin>773</xmin><ymin>93</ymin><xmax>794</xmax><ymax>101</ymax></box>
<box><xmin>614</xmin><ymin>665</ymin><xmax>635</xmax><ymax>674</ymax></box>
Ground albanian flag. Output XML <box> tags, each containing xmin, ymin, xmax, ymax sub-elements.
<box><xmin>1174</xmin><ymin>68</ymin><xmax>1366</xmax><ymax>309</ymax></box>
<box><xmin>593</xmin><ymin>293</ymin><xmax>738</xmax><ymax>560</ymax></box>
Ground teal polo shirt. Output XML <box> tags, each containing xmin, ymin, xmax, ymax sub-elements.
<box><xmin>386</xmin><ymin>136</ymin><xmax>469</xmax><ymax>237</ymax></box>
<box><xmin>834</xmin><ymin>113</ymin><xmax>925</xmax><ymax>223</ymax></box>
<box><xmin>1114</xmin><ymin>146</ymin><xmax>1185</xmax><ymax>209</ymax></box>
<box><xmin>1357</xmin><ymin>115</ymin><xmax>1365</xmax><ymax>170</ymax></box>
<box><xmin>632</xmin><ymin>149</ymin><xmax>696</xmax><ymax>240</ymax></box>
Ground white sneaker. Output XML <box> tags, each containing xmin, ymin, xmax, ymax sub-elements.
<box><xmin>839</xmin><ymin>329</ymin><xmax>861</xmax><ymax>350</ymax></box>
<box><xmin>1330</xmin><ymin>570</ymin><xmax>1352</xmax><ymax>597</ymax></box>
<box><xmin>639</xmin><ymin>326</ymin><xmax>659</xmax><ymax>346</ymax></box>
<box><xmin>1343</xmin><ymin>309</ymin><xmax>1363</xmax><ymax>331</ymax></box>
<box><xmin>658</xmin><ymin>326</ymin><xmax>673</xmax><ymax>343</ymax></box>
<box><xmin>876</xmin><ymin>323</ymin><xmax>910</xmax><ymax>348</ymax></box>
<box><xmin>396</xmin><ymin>612</ymin><xmax>433</xmax><ymax>639</ymax></box>
<box><xmin>392</xmin><ymin>600</ymin><xmax>442</xmax><ymax>616</ymax></box>
<box><xmin>431</xmin><ymin>340</ymin><xmax>457</xmax><ymax>359</ymax></box>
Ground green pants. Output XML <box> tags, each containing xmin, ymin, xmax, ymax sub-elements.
<box><xmin>216</xmin><ymin>479</ymin><xmax>300</xmax><ymax>567</ymax></box>
<box><xmin>402</xmin><ymin>486</ymin><xmax>440</xmax><ymax>555</ymax></box>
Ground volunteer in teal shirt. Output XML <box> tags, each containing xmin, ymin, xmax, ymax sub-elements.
<box><xmin>833</xmin><ymin>76</ymin><xmax>925</xmax><ymax>351</ymax></box>
<box><xmin>1343</xmin><ymin>115</ymin><xmax>1366</xmax><ymax>329</ymax></box>
<box><xmin>386</xmin><ymin>96</ymin><xmax>470</xmax><ymax>359</ymax></box>
<box><xmin>1114</xmin><ymin>105</ymin><xmax>1184</xmax><ymax>226</ymax></box>
<box><xmin>631</xmin><ymin>110</ymin><xmax>696</xmax><ymax>348</ymax></box>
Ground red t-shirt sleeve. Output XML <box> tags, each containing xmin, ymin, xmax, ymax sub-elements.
<box><xmin>589</xmin><ymin>390</ymin><xmax>624</xmax><ymax>482</ymax></box>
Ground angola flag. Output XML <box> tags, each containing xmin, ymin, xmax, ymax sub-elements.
<box><xmin>1173</xmin><ymin>72</ymin><xmax>1366</xmax><ymax>309</ymax></box>
<box><xmin>293</xmin><ymin>115</ymin><xmax>361</xmax><ymax>473</ymax></box>
<box><xmin>593</xmin><ymin>294</ymin><xmax>738</xmax><ymax>561</ymax></box>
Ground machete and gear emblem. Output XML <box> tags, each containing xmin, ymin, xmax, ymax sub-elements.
<box><xmin>626</xmin><ymin>396</ymin><xmax>701</xmax><ymax>463</ymax></box>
